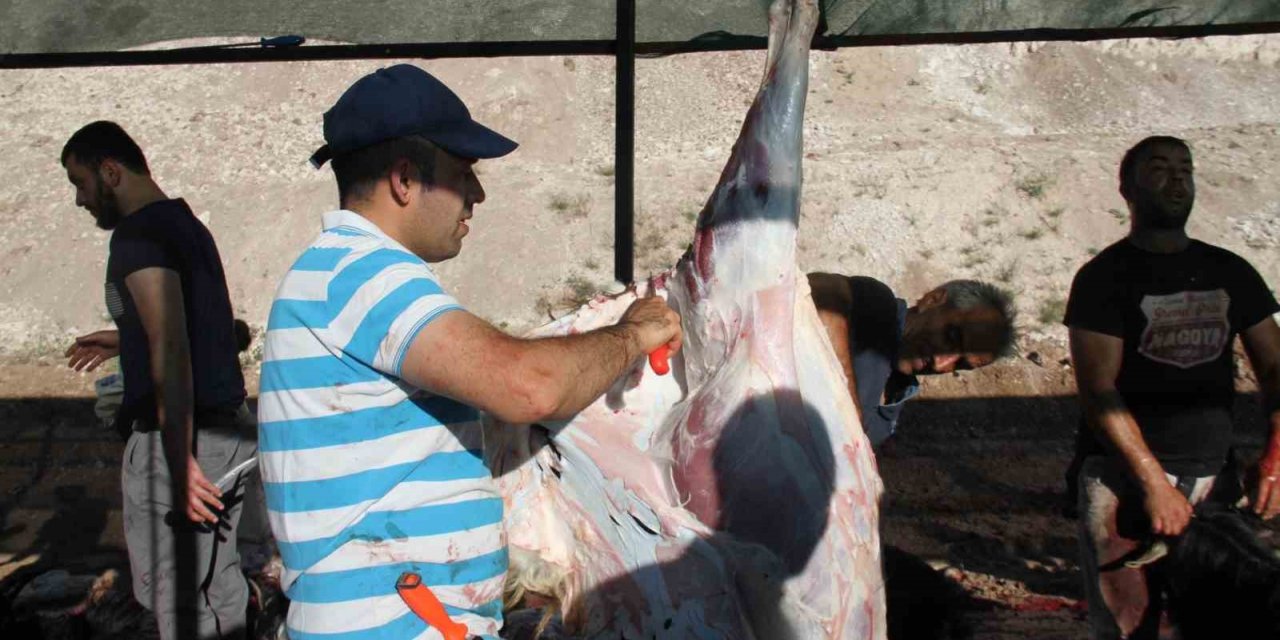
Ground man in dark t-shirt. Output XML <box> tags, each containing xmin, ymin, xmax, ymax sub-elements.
<box><xmin>61</xmin><ymin>121</ymin><xmax>256</xmax><ymax>640</ymax></box>
<box><xmin>99</xmin><ymin>201</ymin><xmax>247</xmax><ymax>426</ymax></box>
<box><xmin>808</xmin><ymin>273</ymin><xmax>1016</xmax><ymax>448</ymax></box>
<box><xmin>1065</xmin><ymin>136</ymin><xmax>1280</xmax><ymax>639</ymax></box>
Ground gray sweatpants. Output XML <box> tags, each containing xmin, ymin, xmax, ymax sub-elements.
<box><xmin>123</xmin><ymin>405</ymin><xmax>258</xmax><ymax>640</ymax></box>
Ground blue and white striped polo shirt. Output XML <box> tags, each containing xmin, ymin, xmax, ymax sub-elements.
<box><xmin>258</xmin><ymin>210</ymin><xmax>505</xmax><ymax>639</ymax></box>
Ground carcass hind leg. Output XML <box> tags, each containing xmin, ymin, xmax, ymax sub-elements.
<box><xmin>760</xmin><ymin>0</ymin><xmax>792</xmax><ymax>90</ymax></box>
<box><xmin>784</xmin><ymin>0</ymin><xmax>820</xmax><ymax>60</ymax></box>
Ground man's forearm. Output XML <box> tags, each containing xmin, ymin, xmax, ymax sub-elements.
<box><xmin>1082</xmin><ymin>389</ymin><xmax>1168</xmax><ymax>489</ymax></box>
<box><xmin>814</xmin><ymin>307</ymin><xmax>862</xmax><ymax>419</ymax></box>
<box><xmin>530</xmin><ymin>324</ymin><xmax>644</xmax><ymax>421</ymax></box>
<box><xmin>1261</xmin><ymin>375</ymin><xmax>1280</xmax><ymax>462</ymax></box>
<box><xmin>152</xmin><ymin>339</ymin><xmax>195</xmax><ymax>475</ymax></box>
<box><xmin>1265</xmin><ymin>410</ymin><xmax>1280</xmax><ymax>466</ymax></box>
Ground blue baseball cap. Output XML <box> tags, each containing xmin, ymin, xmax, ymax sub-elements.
<box><xmin>310</xmin><ymin>64</ymin><xmax>517</xmax><ymax>168</ymax></box>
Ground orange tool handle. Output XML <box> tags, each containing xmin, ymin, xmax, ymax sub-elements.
<box><xmin>396</xmin><ymin>572</ymin><xmax>469</xmax><ymax>640</ymax></box>
<box><xmin>648</xmin><ymin>345</ymin><xmax>671</xmax><ymax>375</ymax></box>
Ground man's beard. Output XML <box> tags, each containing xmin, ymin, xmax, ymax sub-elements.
<box><xmin>91</xmin><ymin>185</ymin><xmax>122</xmax><ymax>230</ymax></box>
<box><xmin>1134</xmin><ymin>195</ymin><xmax>1192</xmax><ymax>231</ymax></box>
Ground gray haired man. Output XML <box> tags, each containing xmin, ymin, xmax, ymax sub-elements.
<box><xmin>808</xmin><ymin>273</ymin><xmax>1017</xmax><ymax>448</ymax></box>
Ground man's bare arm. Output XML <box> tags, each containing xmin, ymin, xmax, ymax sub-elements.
<box><xmin>400</xmin><ymin>296</ymin><xmax>681</xmax><ymax>424</ymax></box>
<box><xmin>808</xmin><ymin>272</ymin><xmax>853</xmax><ymax>318</ymax></box>
<box><xmin>808</xmin><ymin>273</ymin><xmax>863</xmax><ymax>420</ymax></box>
<box><xmin>126</xmin><ymin>268</ymin><xmax>223</xmax><ymax>524</ymax></box>
<box><xmin>1070</xmin><ymin>327</ymin><xmax>1192</xmax><ymax>535</ymax></box>
<box><xmin>1240</xmin><ymin>316</ymin><xmax>1280</xmax><ymax>519</ymax></box>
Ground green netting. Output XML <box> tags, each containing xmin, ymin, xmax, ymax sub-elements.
<box><xmin>2</xmin><ymin>0</ymin><xmax>1278</xmax><ymax>56</ymax></box>
<box><xmin>831</xmin><ymin>1</ymin><xmax>1280</xmax><ymax>36</ymax></box>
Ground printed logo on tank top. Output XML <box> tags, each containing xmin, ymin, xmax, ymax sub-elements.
<box><xmin>104</xmin><ymin>281</ymin><xmax>125</xmax><ymax>320</ymax></box>
<box><xmin>1138</xmin><ymin>289</ymin><xmax>1231</xmax><ymax>369</ymax></box>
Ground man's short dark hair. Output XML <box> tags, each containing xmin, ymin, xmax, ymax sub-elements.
<box><xmin>938</xmin><ymin>279</ymin><xmax>1018</xmax><ymax>358</ymax></box>
<box><xmin>331</xmin><ymin>135</ymin><xmax>438</xmax><ymax>205</ymax></box>
<box><xmin>60</xmin><ymin>121</ymin><xmax>150</xmax><ymax>175</ymax></box>
<box><xmin>1119</xmin><ymin>135</ymin><xmax>1190</xmax><ymax>199</ymax></box>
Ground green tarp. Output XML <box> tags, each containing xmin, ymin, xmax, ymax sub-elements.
<box><xmin>3</xmin><ymin>0</ymin><xmax>1279</xmax><ymax>57</ymax></box>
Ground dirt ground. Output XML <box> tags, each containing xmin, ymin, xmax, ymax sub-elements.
<box><xmin>4</xmin><ymin>345</ymin><xmax>1277</xmax><ymax>638</ymax></box>
<box><xmin>3</xmin><ymin>33</ymin><xmax>1280</xmax><ymax>638</ymax></box>
<box><xmin>2</xmin><ymin>359</ymin><xmax>1101</xmax><ymax>637</ymax></box>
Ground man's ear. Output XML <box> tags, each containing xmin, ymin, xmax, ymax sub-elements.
<box><xmin>98</xmin><ymin>159</ymin><xmax>122</xmax><ymax>189</ymax></box>
<box><xmin>917</xmin><ymin>287</ymin><xmax>948</xmax><ymax>310</ymax></box>
<box><xmin>388</xmin><ymin>158</ymin><xmax>415</xmax><ymax>206</ymax></box>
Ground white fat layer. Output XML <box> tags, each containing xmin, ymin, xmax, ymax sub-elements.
<box><xmin>485</xmin><ymin>2</ymin><xmax>884</xmax><ymax>637</ymax></box>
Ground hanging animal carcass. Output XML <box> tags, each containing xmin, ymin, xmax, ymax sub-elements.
<box><xmin>486</xmin><ymin>1</ymin><xmax>885</xmax><ymax>637</ymax></box>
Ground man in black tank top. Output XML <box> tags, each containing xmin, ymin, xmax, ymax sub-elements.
<box><xmin>808</xmin><ymin>273</ymin><xmax>1016</xmax><ymax>449</ymax></box>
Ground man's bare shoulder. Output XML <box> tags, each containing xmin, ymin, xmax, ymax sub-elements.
<box><xmin>807</xmin><ymin>272</ymin><xmax>854</xmax><ymax>316</ymax></box>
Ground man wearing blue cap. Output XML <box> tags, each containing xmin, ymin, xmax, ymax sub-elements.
<box><xmin>259</xmin><ymin>64</ymin><xmax>682</xmax><ymax>638</ymax></box>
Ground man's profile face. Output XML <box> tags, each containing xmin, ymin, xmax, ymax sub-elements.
<box><xmin>65</xmin><ymin>156</ymin><xmax>122</xmax><ymax>230</ymax></box>
<box><xmin>1128</xmin><ymin>142</ymin><xmax>1195</xmax><ymax>231</ymax></box>
<box><xmin>898</xmin><ymin>295</ymin><xmax>1003</xmax><ymax>375</ymax></box>
<box><xmin>411</xmin><ymin>149</ymin><xmax>486</xmax><ymax>263</ymax></box>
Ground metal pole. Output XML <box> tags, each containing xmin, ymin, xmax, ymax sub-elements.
<box><xmin>614</xmin><ymin>0</ymin><xmax>636</xmax><ymax>286</ymax></box>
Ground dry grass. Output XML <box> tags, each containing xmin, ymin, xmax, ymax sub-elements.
<box><xmin>995</xmin><ymin>260</ymin><xmax>1017</xmax><ymax>284</ymax></box>
<box><xmin>564</xmin><ymin>274</ymin><xmax>596</xmax><ymax>307</ymax></box>
<box><xmin>1038</xmin><ymin>295</ymin><xmax>1067</xmax><ymax>326</ymax></box>
<box><xmin>1015</xmin><ymin>174</ymin><xmax>1050</xmax><ymax>199</ymax></box>
<box><xmin>549</xmin><ymin>192</ymin><xmax>591</xmax><ymax>219</ymax></box>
